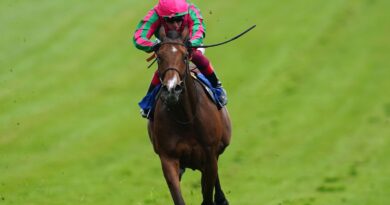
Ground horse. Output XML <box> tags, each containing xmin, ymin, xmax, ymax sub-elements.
<box><xmin>146</xmin><ymin>27</ymin><xmax>232</xmax><ymax>205</ymax></box>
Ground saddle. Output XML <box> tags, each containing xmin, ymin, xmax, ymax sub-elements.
<box><xmin>189</xmin><ymin>68</ymin><xmax>224</xmax><ymax>109</ymax></box>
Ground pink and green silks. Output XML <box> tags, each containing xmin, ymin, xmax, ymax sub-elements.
<box><xmin>133</xmin><ymin>3</ymin><xmax>206</xmax><ymax>53</ymax></box>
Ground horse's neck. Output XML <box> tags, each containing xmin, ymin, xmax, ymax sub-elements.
<box><xmin>185</xmin><ymin>74</ymin><xmax>198</xmax><ymax>102</ymax></box>
<box><xmin>178</xmin><ymin>74</ymin><xmax>198</xmax><ymax>117</ymax></box>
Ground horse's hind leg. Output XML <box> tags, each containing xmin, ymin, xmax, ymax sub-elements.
<box><xmin>214</xmin><ymin>174</ymin><xmax>229</xmax><ymax>205</ymax></box>
<box><xmin>160</xmin><ymin>156</ymin><xmax>185</xmax><ymax>205</ymax></box>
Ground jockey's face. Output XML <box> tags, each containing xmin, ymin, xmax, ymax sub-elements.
<box><xmin>165</xmin><ymin>16</ymin><xmax>183</xmax><ymax>31</ymax></box>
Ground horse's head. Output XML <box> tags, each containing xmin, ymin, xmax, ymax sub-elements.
<box><xmin>156</xmin><ymin>27</ymin><xmax>190</xmax><ymax>106</ymax></box>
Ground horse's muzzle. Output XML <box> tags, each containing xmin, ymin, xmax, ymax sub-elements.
<box><xmin>160</xmin><ymin>83</ymin><xmax>184</xmax><ymax>105</ymax></box>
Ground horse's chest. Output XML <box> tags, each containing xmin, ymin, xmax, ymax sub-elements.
<box><xmin>159</xmin><ymin>135</ymin><xmax>205</xmax><ymax>169</ymax></box>
<box><xmin>178</xmin><ymin>139</ymin><xmax>205</xmax><ymax>169</ymax></box>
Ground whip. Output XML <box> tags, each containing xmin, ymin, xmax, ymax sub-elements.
<box><xmin>147</xmin><ymin>25</ymin><xmax>256</xmax><ymax>68</ymax></box>
<box><xmin>191</xmin><ymin>25</ymin><xmax>256</xmax><ymax>49</ymax></box>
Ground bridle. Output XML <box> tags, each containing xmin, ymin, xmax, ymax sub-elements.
<box><xmin>156</xmin><ymin>41</ymin><xmax>199</xmax><ymax>125</ymax></box>
<box><xmin>156</xmin><ymin>42</ymin><xmax>190</xmax><ymax>89</ymax></box>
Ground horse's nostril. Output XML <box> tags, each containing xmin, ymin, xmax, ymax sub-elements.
<box><xmin>174</xmin><ymin>84</ymin><xmax>182</xmax><ymax>92</ymax></box>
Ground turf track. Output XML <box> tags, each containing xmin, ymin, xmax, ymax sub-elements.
<box><xmin>1</xmin><ymin>0</ymin><xmax>389</xmax><ymax>204</ymax></box>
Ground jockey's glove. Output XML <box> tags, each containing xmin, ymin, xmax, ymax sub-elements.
<box><xmin>152</xmin><ymin>43</ymin><xmax>161</xmax><ymax>52</ymax></box>
<box><xmin>184</xmin><ymin>40</ymin><xmax>193</xmax><ymax>56</ymax></box>
<box><xmin>184</xmin><ymin>40</ymin><xmax>192</xmax><ymax>49</ymax></box>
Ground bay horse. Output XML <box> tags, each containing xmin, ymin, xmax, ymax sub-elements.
<box><xmin>147</xmin><ymin>27</ymin><xmax>232</xmax><ymax>205</ymax></box>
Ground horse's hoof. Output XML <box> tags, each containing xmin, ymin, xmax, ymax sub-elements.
<box><xmin>201</xmin><ymin>202</ymin><xmax>216</xmax><ymax>205</ymax></box>
<box><xmin>215</xmin><ymin>199</ymin><xmax>229</xmax><ymax>205</ymax></box>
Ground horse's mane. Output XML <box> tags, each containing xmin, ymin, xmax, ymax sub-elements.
<box><xmin>166</xmin><ymin>30</ymin><xmax>181</xmax><ymax>41</ymax></box>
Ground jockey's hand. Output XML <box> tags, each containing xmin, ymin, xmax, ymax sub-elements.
<box><xmin>184</xmin><ymin>40</ymin><xmax>192</xmax><ymax>49</ymax></box>
<box><xmin>151</xmin><ymin>43</ymin><xmax>161</xmax><ymax>52</ymax></box>
<box><xmin>184</xmin><ymin>40</ymin><xmax>193</xmax><ymax>56</ymax></box>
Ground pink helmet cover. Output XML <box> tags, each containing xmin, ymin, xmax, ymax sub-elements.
<box><xmin>155</xmin><ymin>0</ymin><xmax>189</xmax><ymax>18</ymax></box>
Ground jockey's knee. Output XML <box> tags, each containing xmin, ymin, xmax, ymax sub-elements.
<box><xmin>191</xmin><ymin>50</ymin><xmax>210</xmax><ymax>70</ymax></box>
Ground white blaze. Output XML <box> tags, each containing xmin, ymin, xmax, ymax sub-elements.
<box><xmin>171</xmin><ymin>46</ymin><xmax>178</xmax><ymax>53</ymax></box>
<box><xmin>166</xmin><ymin>46</ymin><xmax>179</xmax><ymax>91</ymax></box>
<box><xmin>167</xmin><ymin>75</ymin><xmax>179</xmax><ymax>90</ymax></box>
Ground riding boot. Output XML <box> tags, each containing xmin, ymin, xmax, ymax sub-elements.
<box><xmin>205</xmin><ymin>72</ymin><xmax>228</xmax><ymax>106</ymax></box>
<box><xmin>140</xmin><ymin>83</ymin><xmax>156</xmax><ymax>118</ymax></box>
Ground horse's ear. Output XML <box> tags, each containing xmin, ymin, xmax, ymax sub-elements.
<box><xmin>181</xmin><ymin>26</ymin><xmax>189</xmax><ymax>41</ymax></box>
<box><xmin>159</xmin><ymin>26</ymin><xmax>166</xmax><ymax>41</ymax></box>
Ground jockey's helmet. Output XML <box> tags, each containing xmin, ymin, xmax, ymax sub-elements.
<box><xmin>155</xmin><ymin>0</ymin><xmax>189</xmax><ymax>18</ymax></box>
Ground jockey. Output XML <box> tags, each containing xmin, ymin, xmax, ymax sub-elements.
<box><xmin>133</xmin><ymin>0</ymin><xmax>227</xmax><ymax>118</ymax></box>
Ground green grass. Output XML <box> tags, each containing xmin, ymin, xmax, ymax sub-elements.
<box><xmin>1</xmin><ymin>0</ymin><xmax>389</xmax><ymax>204</ymax></box>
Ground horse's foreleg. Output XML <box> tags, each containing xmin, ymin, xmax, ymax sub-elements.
<box><xmin>179</xmin><ymin>166</ymin><xmax>186</xmax><ymax>181</ymax></box>
<box><xmin>214</xmin><ymin>174</ymin><xmax>229</xmax><ymax>205</ymax></box>
<box><xmin>160</xmin><ymin>156</ymin><xmax>185</xmax><ymax>205</ymax></box>
<box><xmin>201</xmin><ymin>151</ymin><xmax>218</xmax><ymax>205</ymax></box>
